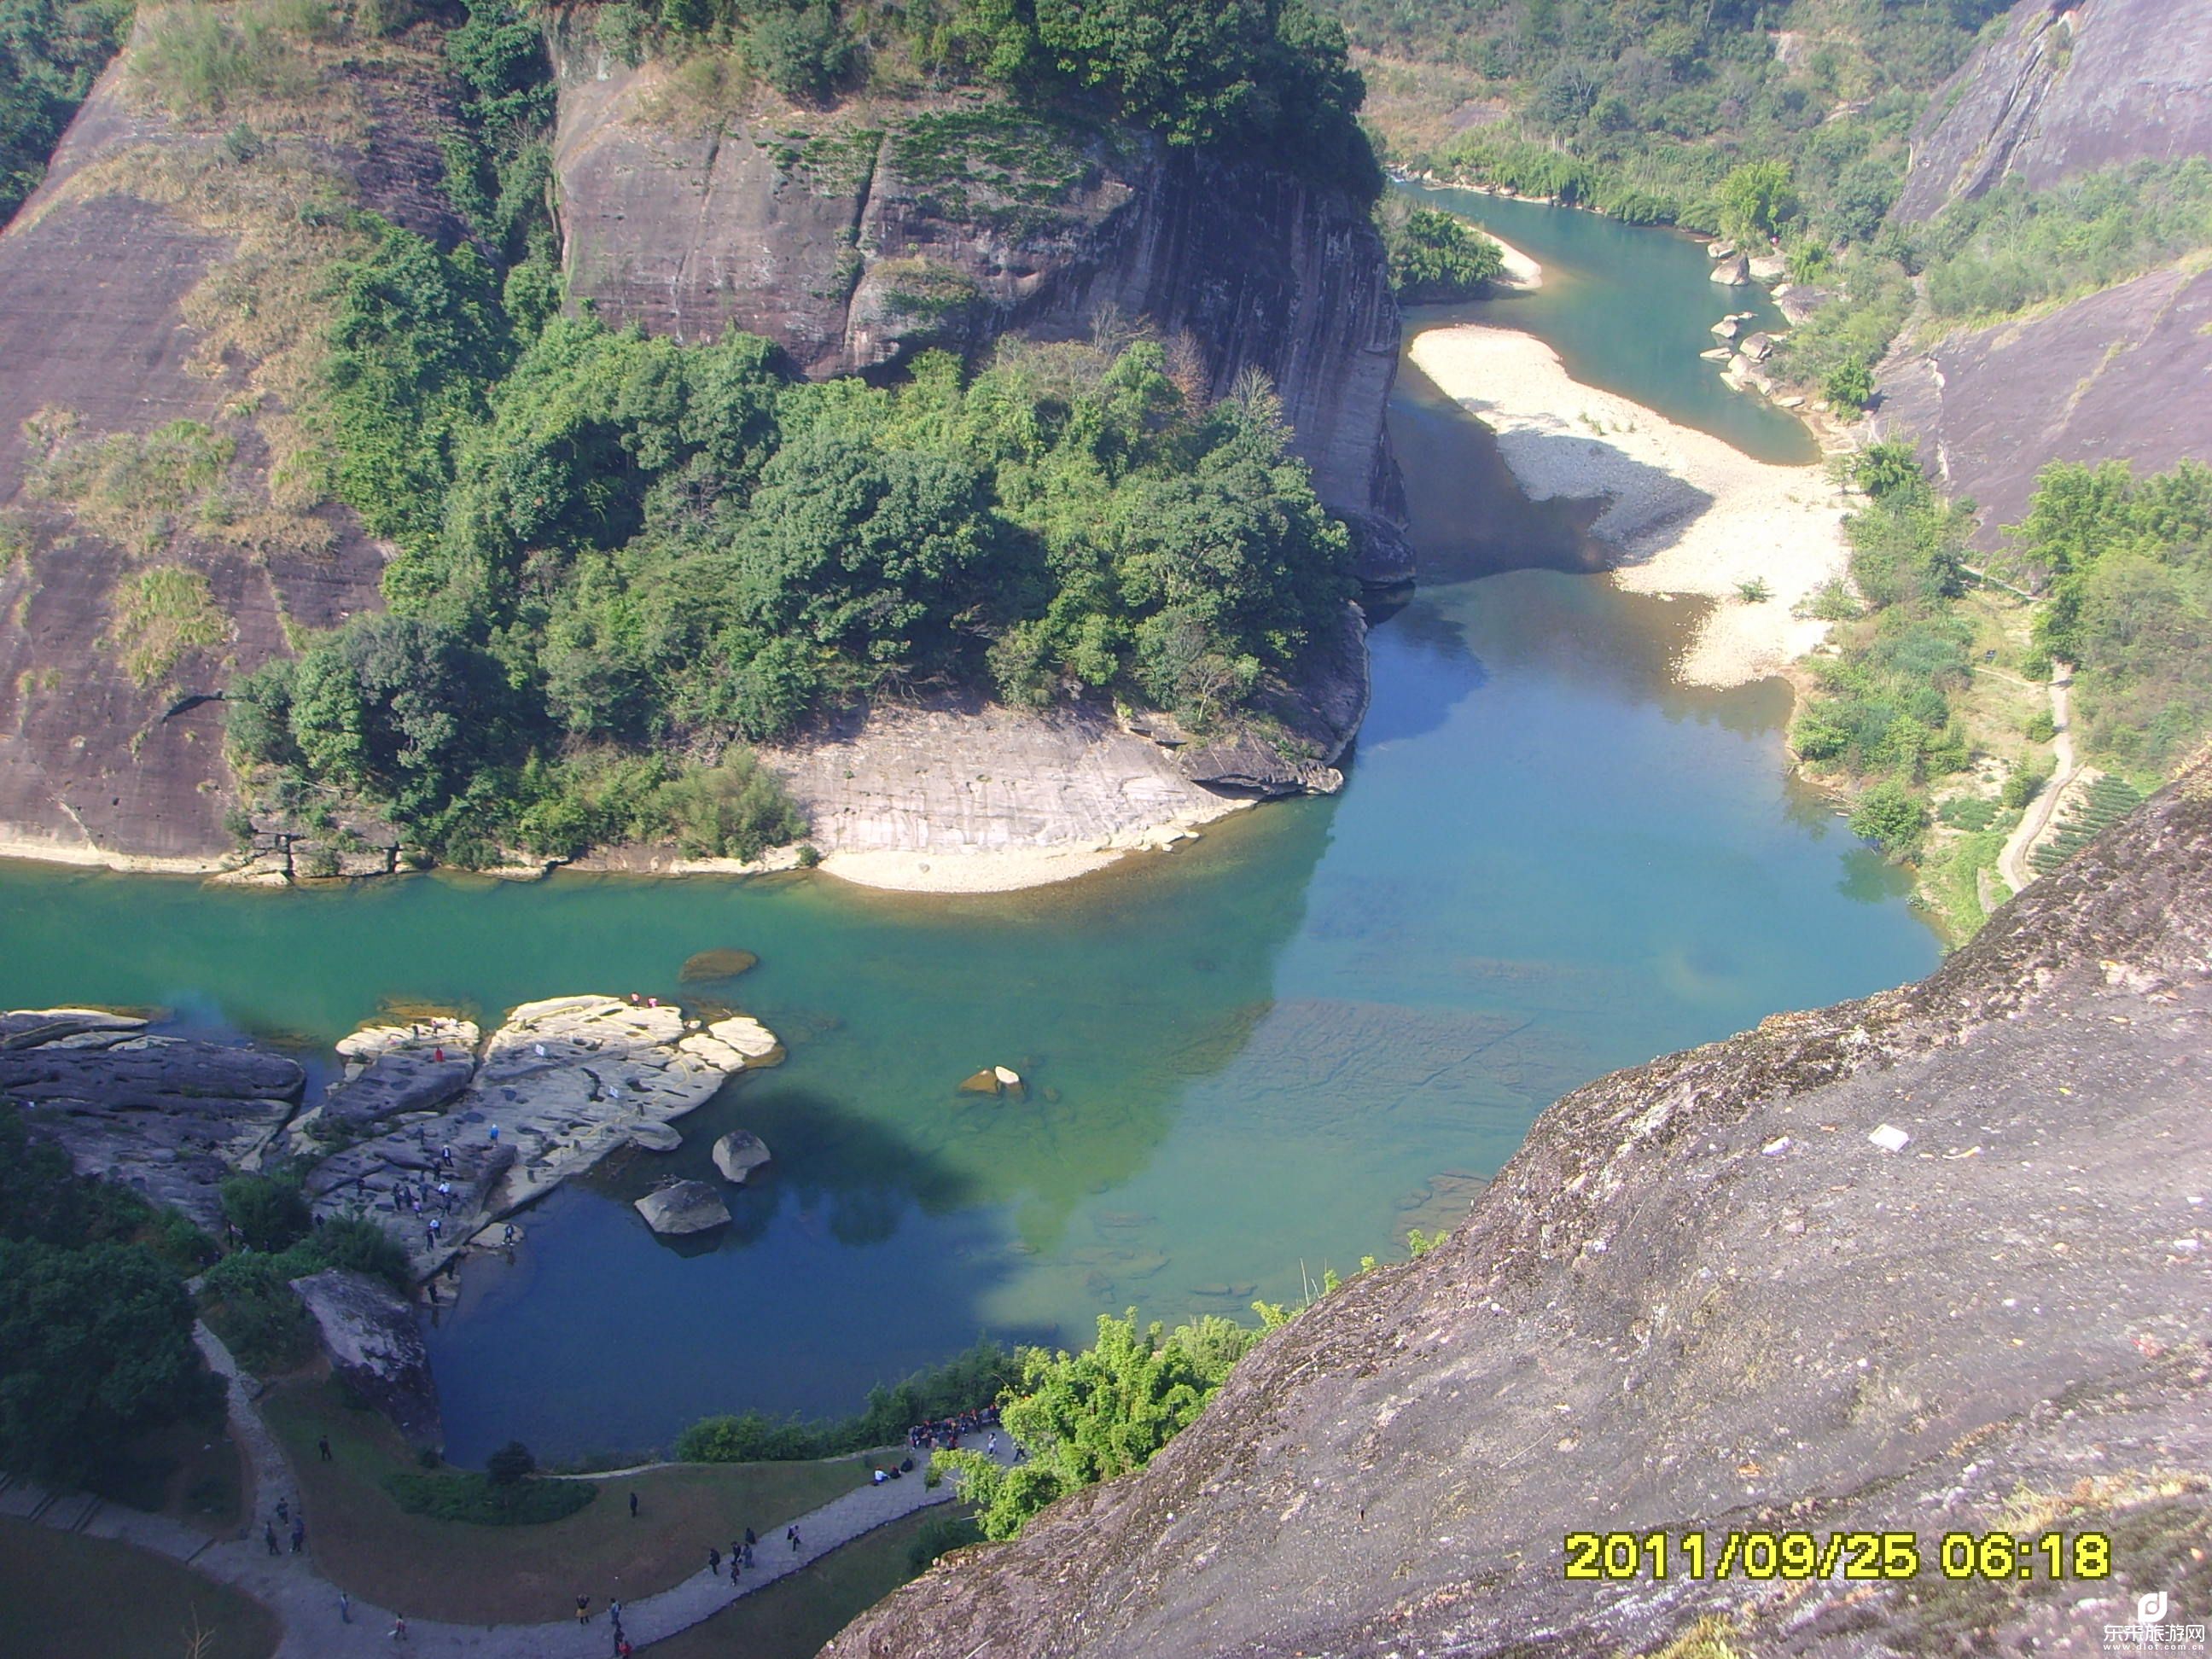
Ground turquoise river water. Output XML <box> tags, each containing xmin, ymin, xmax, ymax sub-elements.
<box><xmin>0</xmin><ymin>195</ymin><xmax>1938</xmax><ymax>1463</ymax></box>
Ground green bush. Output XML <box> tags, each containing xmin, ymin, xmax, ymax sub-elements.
<box><xmin>906</xmin><ymin>1510</ymin><xmax>982</xmax><ymax>1572</ymax></box>
<box><xmin>678</xmin><ymin>1339</ymin><xmax>1019</xmax><ymax>1464</ymax></box>
<box><xmin>2001</xmin><ymin>756</ymin><xmax>2053</xmax><ymax>812</ymax></box>
<box><xmin>1375</xmin><ymin>201</ymin><xmax>1505</xmax><ymax>301</ymax></box>
<box><xmin>384</xmin><ymin>1466</ymin><xmax>595</xmax><ymax>1525</ymax></box>
<box><xmin>1824</xmin><ymin>358</ymin><xmax>1875</xmax><ymax>415</ymax></box>
<box><xmin>219</xmin><ymin>1173</ymin><xmax>311</xmax><ymax>1253</ymax></box>
<box><xmin>1848</xmin><ymin>778</ymin><xmax>1929</xmax><ymax>858</ymax></box>
<box><xmin>2025</xmin><ymin>709</ymin><xmax>2058</xmax><ymax>743</ymax></box>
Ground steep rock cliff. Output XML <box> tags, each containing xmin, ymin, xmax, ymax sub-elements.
<box><xmin>0</xmin><ymin>22</ymin><xmax>468</xmax><ymax>862</ymax></box>
<box><xmin>549</xmin><ymin>44</ymin><xmax>1412</xmax><ymax>581</ymax></box>
<box><xmin>1891</xmin><ymin>0</ymin><xmax>2212</xmax><ymax>223</ymax></box>
<box><xmin>833</xmin><ymin>761</ymin><xmax>2212</xmax><ymax>1657</ymax></box>
<box><xmin>1876</xmin><ymin>0</ymin><xmax>2212</xmax><ymax>544</ymax></box>
<box><xmin>1876</xmin><ymin>260</ymin><xmax>2212</xmax><ymax>540</ymax></box>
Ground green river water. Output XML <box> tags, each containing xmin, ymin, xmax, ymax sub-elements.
<box><xmin>0</xmin><ymin>194</ymin><xmax>1938</xmax><ymax>1463</ymax></box>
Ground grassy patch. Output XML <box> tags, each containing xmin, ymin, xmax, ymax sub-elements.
<box><xmin>786</xmin><ymin>124</ymin><xmax>881</xmax><ymax>196</ymax></box>
<box><xmin>645</xmin><ymin>1505</ymin><xmax>946</xmax><ymax>1659</ymax></box>
<box><xmin>886</xmin><ymin>107</ymin><xmax>1090</xmax><ymax>235</ymax></box>
<box><xmin>23</xmin><ymin>414</ymin><xmax>236</xmax><ymax>558</ymax></box>
<box><xmin>382</xmin><ymin>1467</ymin><xmax>596</xmax><ymax>1525</ymax></box>
<box><xmin>107</xmin><ymin>565</ymin><xmax>231</xmax><ymax>688</ymax></box>
<box><xmin>130</xmin><ymin>0</ymin><xmax>337</xmax><ymax>120</ymax></box>
<box><xmin>1924</xmin><ymin>824</ymin><xmax>2011</xmax><ymax>944</ymax></box>
<box><xmin>261</xmin><ymin>1379</ymin><xmax>880</xmax><ymax>1622</ymax></box>
<box><xmin>0</xmin><ymin>1516</ymin><xmax>279</xmax><ymax>1659</ymax></box>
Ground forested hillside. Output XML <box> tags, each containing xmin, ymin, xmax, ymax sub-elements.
<box><xmin>0</xmin><ymin>0</ymin><xmax>1388</xmax><ymax>868</ymax></box>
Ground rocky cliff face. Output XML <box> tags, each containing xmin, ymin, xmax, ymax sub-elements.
<box><xmin>1891</xmin><ymin>0</ymin><xmax>2212</xmax><ymax>223</ymax></box>
<box><xmin>549</xmin><ymin>41</ymin><xmax>1411</xmax><ymax>581</ymax></box>
<box><xmin>1877</xmin><ymin>261</ymin><xmax>2212</xmax><ymax>540</ymax></box>
<box><xmin>1876</xmin><ymin>0</ymin><xmax>2212</xmax><ymax>544</ymax></box>
<box><xmin>832</xmin><ymin>762</ymin><xmax>2212</xmax><ymax>1657</ymax></box>
<box><xmin>0</xmin><ymin>22</ymin><xmax>467</xmax><ymax>864</ymax></box>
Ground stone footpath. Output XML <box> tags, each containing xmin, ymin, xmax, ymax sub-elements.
<box><xmin>3</xmin><ymin>1323</ymin><xmax>1007</xmax><ymax>1656</ymax></box>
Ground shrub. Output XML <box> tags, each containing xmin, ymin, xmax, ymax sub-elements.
<box><xmin>2000</xmin><ymin>756</ymin><xmax>2052</xmax><ymax>811</ymax></box>
<box><xmin>1848</xmin><ymin>778</ymin><xmax>1929</xmax><ymax>857</ymax></box>
<box><xmin>485</xmin><ymin>1440</ymin><xmax>535</xmax><ymax>1486</ymax></box>
<box><xmin>219</xmin><ymin>1173</ymin><xmax>311</xmax><ymax>1253</ymax></box>
<box><xmin>2024</xmin><ymin>709</ymin><xmax>2058</xmax><ymax>742</ymax></box>
<box><xmin>1824</xmin><ymin>358</ymin><xmax>1875</xmax><ymax>414</ymax></box>
<box><xmin>384</xmin><ymin>1467</ymin><xmax>595</xmax><ymax>1525</ymax></box>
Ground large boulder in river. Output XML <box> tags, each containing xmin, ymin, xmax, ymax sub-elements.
<box><xmin>1708</xmin><ymin>254</ymin><xmax>1749</xmax><ymax>285</ymax></box>
<box><xmin>636</xmin><ymin>1179</ymin><xmax>731</xmax><ymax>1235</ymax></box>
<box><xmin>712</xmin><ymin>1130</ymin><xmax>772</xmax><ymax>1184</ymax></box>
<box><xmin>321</xmin><ymin>1048</ymin><xmax>474</xmax><ymax>1128</ymax></box>
<box><xmin>289</xmin><ymin>1269</ymin><xmax>442</xmax><ymax>1452</ymax></box>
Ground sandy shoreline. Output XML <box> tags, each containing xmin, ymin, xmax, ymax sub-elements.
<box><xmin>1406</xmin><ymin>323</ymin><xmax>1848</xmax><ymax>687</ymax></box>
<box><xmin>0</xmin><ymin>834</ymin><xmax>234</xmax><ymax>876</ymax></box>
<box><xmin>1485</xmin><ymin>230</ymin><xmax>1543</xmax><ymax>291</ymax></box>
<box><xmin>818</xmin><ymin>802</ymin><xmax>1247</xmax><ymax>893</ymax></box>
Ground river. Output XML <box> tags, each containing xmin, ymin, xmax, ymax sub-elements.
<box><xmin>0</xmin><ymin>195</ymin><xmax>1939</xmax><ymax>1464</ymax></box>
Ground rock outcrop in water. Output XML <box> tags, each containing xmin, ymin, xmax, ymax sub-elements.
<box><xmin>301</xmin><ymin>997</ymin><xmax>782</xmax><ymax>1279</ymax></box>
<box><xmin>831</xmin><ymin>761</ymin><xmax>2212</xmax><ymax>1657</ymax></box>
<box><xmin>0</xmin><ymin>1009</ymin><xmax>304</xmax><ymax>1229</ymax></box>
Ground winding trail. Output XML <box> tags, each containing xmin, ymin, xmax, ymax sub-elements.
<box><xmin>1998</xmin><ymin>663</ymin><xmax>2078</xmax><ymax>896</ymax></box>
<box><xmin>2</xmin><ymin>1324</ymin><xmax>1003</xmax><ymax>1655</ymax></box>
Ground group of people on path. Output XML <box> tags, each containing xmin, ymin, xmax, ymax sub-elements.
<box><xmin>573</xmin><ymin>1590</ymin><xmax>636</xmax><ymax>1655</ymax></box>
<box><xmin>704</xmin><ymin>1526</ymin><xmax>762</xmax><ymax>1581</ymax></box>
<box><xmin>260</xmin><ymin>1493</ymin><xmax>306</xmax><ymax>1558</ymax></box>
<box><xmin>906</xmin><ymin>1402</ymin><xmax>1003</xmax><ymax>1453</ymax></box>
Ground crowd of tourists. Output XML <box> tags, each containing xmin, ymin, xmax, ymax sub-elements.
<box><xmin>905</xmin><ymin>1403</ymin><xmax>1003</xmax><ymax>1453</ymax></box>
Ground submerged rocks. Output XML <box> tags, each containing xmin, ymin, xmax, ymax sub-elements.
<box><xmin>635</xmin><ymin>1179</ymin><xmax>731</xmax><ymax>1235</ymax></box>
<box><xmin>289</xmin><ymin>1268</ymin><xmax>443</xmax><ymax>1452</ymax></box>
<box><xmin>712</xmin><ymin>1130</ymin><xmax>772</xmax><ymax>1184</ymax></box>
<box><xmin>679</xmin><ymin>949</ymin><xmax>759</xmax><ymax>983</ymax></box>
<box><xmin>958</xmin><ymin>1065</ymin><xmax>1027</xmax><ymax>1097</ymax></box>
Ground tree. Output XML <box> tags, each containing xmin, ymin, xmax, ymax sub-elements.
<box><xmin>1377</xmin><ymin>203</ymin><xmax>1506</xmax><ymax>301</ymax></box>
<box><xmin>1848</xmin><ymin>778</ymin><xmax>1928</xmax><ymax>857</ymax></box>
<box><xmin>938</xmin><ymin>1311</ymin><xmax>1258</xmax><ymax>1540</ymax></box>
<box><xmin>1716</xmin><ymin>160</ymin><xmax>1799</xmax><ymax>246</ymax></box>
<box><xmin>0</xmin><ymin>1237</ymin><xmax>220</xmax><ymax>1481</ymax></box>
<box><xmin>1824</xmin><ymin>358</ymin><xmax>1875</xmax><ymax>414</ymax></box>
<box><xmin>485</xmin><ymin>1440</ymin><xmax>536</xmax><ymax>1486</ymax></box>
<box><xmin>218</xmin><ymin>1173</ymin><xmax>311</xmax><ymax>1254</ymax></box>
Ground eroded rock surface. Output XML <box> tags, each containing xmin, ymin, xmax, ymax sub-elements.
<box><xmin>832</xmin><ymin>763</ymin><xmax>2212</xmax><ymax>1658</ymax></box>
<box><xmin>0</xmin><ymin>1010</ymin><xmax>303</xmax><ymax>1227</ymax></box>
<box><xmin>1876</xmin><ymin>263</ymin><xmax>2212</xmax><ymax>544</ymax></box>
<box><xmin>712</xmin><ymin>1130</ymin><xmax>771</xmax><ymax>1184</ymax></box>
<box><xmin>303</xmin><ymin>998</ymin><xmax>780</xmax><ymax>1279</ymax></box>
<box><xmin>290</xmin><ymin>1267</ymin><xmax>442</xmax><ymax>1452</ymax></box>
<box><xmin>547</xmin><ymin>49</ymin><xmax>1409</xmax><ymax>582</ymax></box>
<box><xmin>1892</xmin><ymin>0</ymin><xmax>2212</xmax><ymax>222</ymax></box>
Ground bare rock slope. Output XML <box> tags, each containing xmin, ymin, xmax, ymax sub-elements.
<box><xmin>1875</xmin><ymin>0</ymin><xmax>2212</xmax><ymax>540</ymax></box>
<box><xmin>1891</xmin><ymin>0</ymin><xmax>2212</xmax><ymax>223</ymax></box>
<box><xmin>833</xmin><ymin>762</ymin><xmax>2212</xmax><ymax>1657</ymax></box>
<box><xmin>0</xmin><ymin>22</ymin><xmax>470</xmax><ymax>864</ymax></box>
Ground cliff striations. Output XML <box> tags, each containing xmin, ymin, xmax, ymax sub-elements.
<box><xmin>0</xmin><ymin>19</ymin><xmax>468</xmax><ymax>864</ymax></box>
<box><xmin>832</xmin><ymin>760</ymin><xmax>2212</xmax><ymax>1657</ymax></box>
<box><xmin>549</xmin><ymin>40</ymin><xmax>1411</xmax><ymax>582</ymax></box>
<box><xmin>1890</xmin><ymin>0</ymin><xmax>2212</xmax><ymax>223</ymax></box>
<box><xmin>1876</xmin><ymin>0</ymin><xmax>2212</xmax><ymax>542</ymax></box>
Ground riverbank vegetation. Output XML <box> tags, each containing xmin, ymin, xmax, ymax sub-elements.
<box><xmin>1375</xmin><ymin>195</ymin><xmax>1506</xmax><ymax>300</ymax></box>
<box><xmin>1792</xmin><ymin>451</ymin><xmax>2212</xmax><ymax>937</ymax></box>
<box><xmin>0</xmin><ymin>1104</ymin><xmax>222</xmax><ymax>1485</ymax></box>
<box><xmin>678</xmin><ymin>1339</ymin><xmax>1018</xmax><ymax>1464</ymax></box>
<box><xmin>197</xmin><ymin>1173</ymin><xmax>412</xmax><ymax>1375</ymax></box>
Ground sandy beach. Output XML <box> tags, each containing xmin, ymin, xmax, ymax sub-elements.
<box><xmin>1486</xmin><ymin>230</ymin><xmax>1543</xmax><ymax>290</ymax></box>
<box><xmin>1406</xmin><ymin>323</ymin><xmax>1848</xmax><ymax>686</ymax></box>
<box><xmin>818</xmin><ymin>805</ymin><xmax>1242</xmax><ymax>893</ymax></box>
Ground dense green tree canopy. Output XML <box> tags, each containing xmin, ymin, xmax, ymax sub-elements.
<box><xmin>940</xmin><ymin>1311</ymin><xmax>1258</xmax><ymax>1540</ymax></box>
